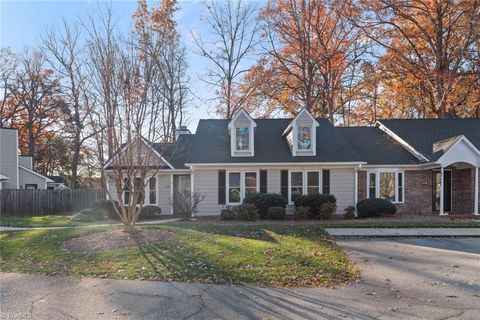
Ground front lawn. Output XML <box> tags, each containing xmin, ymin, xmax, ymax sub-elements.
<box><xmin>0</xmin><ymin>223</ymin><xmax>357</xmax><ymax>287</ymax></box>
<box><xmin>0</xmin><ymin>215</ymin><xmax>80</xmax><ymax>227</ymax></box>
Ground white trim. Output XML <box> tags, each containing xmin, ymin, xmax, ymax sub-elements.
<box><xmin>435</xmin><ymin>135</ymin><xmax>480</xmax><ymax>167</ymax></box>
<box><xmin>288</xmin><ymin>170</ymin><xmax>304</xmax><ymax>204</ymax></box>
<box><xmin>18</xmin><ymin>165</ymin><xmax>54</xmax><ymax>183</ymax></box>
<box><xmin>474</xmin><ymin>167</ymin><xmax>479</xmax><ymax>215</ymax></box>
<box><xmin>103</xmin><ymin>138</ymin><xmax>175</xmax><ymax>170</ymax></box>
<box><xmin>186</xmin><ymin>162</ymin><xmax>366</xmax><ymax>167</ymax></box>
<box><xmin>170</xmin><ymin>174</ymin><xmax>174</xmax><ymax>214</ymax></box>
<box><xmin>432</xmin><ymin>168</ymin><xmax>452</xmax><ymax>214</ymax></box>
<box><xmin>375</xmin><ymin>121</ymin><xmax>430</xmax><ymax>162</ymax></box>
<box><xmin>225</xmin><ymin>170</ymin><xmax>259</xmax><ymax>205</ymax></box>
<box><xmin>229</xmin><ymin>108</ymin><xmax>257</xmax><ymax>157</ymax></box>
<box><xmin>366</xmin><ymin>169</ymin><xmax>405</xmax><ymax>204</ymax></box>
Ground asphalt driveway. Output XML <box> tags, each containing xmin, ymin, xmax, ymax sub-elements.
<box><xmin>1</xmin><ymin>238</ymin><xmax>479</xmax><ymax>320</ymax></box>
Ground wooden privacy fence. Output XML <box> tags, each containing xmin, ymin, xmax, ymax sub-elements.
<box><xmin>0</xmin><ymin>189</ymin><xmax>106</xmax><ymax>215</ymax></box>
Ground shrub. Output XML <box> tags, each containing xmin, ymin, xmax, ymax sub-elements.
<box><xmin>294</xmin><ymin>194</ymin><xmax>336</xmax><ymax>219</ymax></box>
<box><xmin>220</xmin><ymin>208</ymin><xmax>236</xmax><ymax>221</ymax></box>
<box><xmin>243</xmin><ymin>193</ymin><xmax>287</xmax><ymax>219</ymax></box>
<box><xmin>344</xmin><ymin>205</ymin><xmax>356</xmax><ymax>219</ymax></box>
<box><xmin>294</xmin><ymin>206</ymin><xmax>310</xmax><ymax>220</ymax></box>
<box><xmin>318</xmin><ymin>202</ymin><xmax>336</xmax><ymax>220</ymax></box>
<box><xmin>356</xmin><ymin>198</ymin><xmax>397</xmax><ymax>218</ymax></box>
<box><xmin>266</xmin><ymin>206</ymin><xmax>286</xmax><ymax>220</ymax></box>
<box><xmin>233</xmin><ymin>203</ymin><xmax>259</xmax><ymax>221</ymax></box>
<box><xmin>140</xmin><ymin>205</ymin><xmax>162</xmax><ymax>220</ymax></box>
<box><xmin>71</xmin><ymin>208</ymin><xmax>103</xmax><ymax>222</ymax></box>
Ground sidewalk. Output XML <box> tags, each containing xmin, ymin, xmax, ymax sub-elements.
<box><xmin>0</xmin><ymin>218</ymin><xmax>180</xmax><ymax>232</ymax></box>
<box><xmin>325</xmin><ymin>227</ymin><xmax>480</xmax><ymax>237</ymax></box>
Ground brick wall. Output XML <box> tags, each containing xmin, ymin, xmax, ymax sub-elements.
<box><xmin>358</xmin><ymin>171</ymin><xmax>367</xmax><ymax>201</ymax></box>
<box><xmin>453</xmin><ymin>168</ymin><xmax>473</xmax><ymax>214</ymax></box>
<box><xmin>396</xmin><ymin>170</ymin><xmax>432</xmax><ymax>214</ymax></box>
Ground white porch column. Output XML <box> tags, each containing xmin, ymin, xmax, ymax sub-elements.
<box><xmin>354</xmin><ymin>166</ymin><xmax>359</xmax><ymax>217</ymax></box>
<box><xmin>170</xmin><ymin>174</ymin><xmax>174</xmax><ymax>215</ymax></box>
<box><xmin>439</xmin><ymin>166</ymin><xmax>445</xmax><ymax>216</ymax></box>
<box><xmin>474</xmin><ymin>166</ymin><xmax>479</xmax><ymax>215</ymax></box>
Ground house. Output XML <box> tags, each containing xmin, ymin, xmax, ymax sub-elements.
<box><xmin>46</xmin><ymin>176</ymin><xmax>68</xmax><ymax>190</ymax></box>
<box><xmin>0</xmin><ymin>128</ymin><xmax>53</xmax><ymax>189</ymax></box>
<box><xmin>105</xmin><ymin>109</ymin><xmax>480</xmax><ymax>216</ymax></box>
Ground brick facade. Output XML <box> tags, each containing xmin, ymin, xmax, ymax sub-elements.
<box><xmin>356</xmin><ymin>168</ymin><xmax>479</xmax><ymax>214</ymax></box>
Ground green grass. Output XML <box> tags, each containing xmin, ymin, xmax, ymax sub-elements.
<box><xmin>0</xmin><ymin>215</ymin><xmax>80</xmax><ymax>227</ymax></box>
<box><xmin>0</xmin><ymin>224</ymin><xmax>357</xmax><ymax>287</ymax></box>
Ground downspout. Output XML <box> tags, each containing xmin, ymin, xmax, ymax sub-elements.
<box><xmin>354</xmin><ymin>164</ymin><xmax>362</xmax><ymax>217</ymax></box>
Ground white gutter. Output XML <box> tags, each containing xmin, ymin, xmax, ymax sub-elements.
<box><xmin>375</xmin><ymin>121</ymin><xmax>430</xmax><ymax>163</ymax></box>
<box><xmin>186</xmin><ymin>162</ymin><xmax>367</xmax><ymax>168</ymax></box>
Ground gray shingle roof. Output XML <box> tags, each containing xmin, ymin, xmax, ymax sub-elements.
<box><xmin>153</xmin><ymin>134</ymin><xmax>193</xmax><ymax>169</ymax></box>
<box><xmin>338</xmin><ymin>127</ymin><xmax>420</xmax><ymax>165</ymax></box>
<box><xmin>379</xmin><ymin>119</ymin><xmax>480</xmax><ymax>161</ymax></box>
<box><xmin>185</xmin><ymin>118</ymin><xmax>364</xmax><ymax>164</ymax></box>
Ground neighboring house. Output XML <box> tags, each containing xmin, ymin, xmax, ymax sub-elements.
<box><xmin>0</xmin><ymin>128</ymin><xmax>53</xmax><ymax>189</ymax></box>
<box><xmin>47</xmin><ymin>176</ymin><xmax>68</xmax><ymax>190</ymax></box>
<box><xmin>105</xmin><ymin>109</ymin><xmax>480</xmax><ymax>216</ymax></box>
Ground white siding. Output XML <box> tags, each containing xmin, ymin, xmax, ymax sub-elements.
<box><xmin>330</xmin><ymin>168</ymin><xmax>355</xmax><ymax>213</ymax></box>
<box><xmin>157</xmin><ymin>175</ymin><xmax>172</xmax><ymax>214</ymax></box>
<box><xmin>296</xmin><ymin>112</ymin><xmax>313</xmax><ymax>126</ymax></box>
<box><xmin>234</xmin><ymin>112</ymin><xmax>251</xmax><ymax>127</ymax></box>
<box><xmin>192</xmin><ymin>166</ymin><xmax>357</xmax><ymax>215</ymax></box>
<box><xmin>18</xmin><ymin>166</ymin><xmax>47</xmax><ymax>189</ymax></box>
<box><xmin>267</xmin><ymin>169</ymin><xmax>281</xmax><ymax>194</ymax></box>
<box><xmin>0</xmin><ymin>129</ymin><xmax>19</xmax><ymax>188</ymax></box>
<box><xmin>194</xmin><ymin>169</ymin><xmax>224</xmax><ymax>215</ymax></box>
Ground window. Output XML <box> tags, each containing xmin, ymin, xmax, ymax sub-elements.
<box><xmin>368</xmin><ymin>171</ymin><xmax>404</xmax><ymax>203</ymax></box>
<box><xmin>379</xmin><ymin>172</ymin><xmax>395</xmax><ymax>202</ymax></box>
<box><xmin>307</xmin><ymin>171</ymin><xmax>319</xmax><ymax>195</ymax></box>
<box><xmin>290</xmin><ymin>172</ymin><xmax>303</xmax><ymax>202</ymax></box>
<box><xmin>149</xmin><ymin>177</ymin><xmax>156</xmax><ymax>204</ymax></box>
<box><xmin>245</xmin><ymin>172</ymin><xmax>257</xmax><ymax>196</ymax></box>
<box><xmin>123</xmin><ymin>178</ymin><xmax>131</xmax><ymax>205</ymax></box>
<box><xmin>25</xmin><ymin>184</ymin><xmax>38</xmax><ymax>190</ymax></box>
<box><xmin>228</xmin><ymin>172</ymin><xmax>241</xmax><ymax>203</ymax></box>
<box><xmin>322</xmin><ymin>170</ymin><xmax>330</xmax><ymax>194</ymax></box>
<box><xmin>134</xmin><ymin>178</ymin><xmax>144</xmax><ymax>204</ymax></box>
<box><xmin>368</xmin><ymin>173</ymin><xmax>376</xmax><ymax>199</ymax></box>
<box><xmin>236</xmin><ymin>127</ymin><xmax>249</xmax><ymax>151</ymax></box>
<box><xmin>297</xmin><ymin>127</ymin><xmax>311</xmax><ymax>150</ymax></box>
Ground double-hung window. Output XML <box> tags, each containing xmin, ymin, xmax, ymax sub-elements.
<box><xmin>290</xmin><ymin>172</ymin><xmax>303</xmax><ymax>202</ymax></box>
<box><xmin>236</xmin><ymin>128</ymin><xmax>249</xmax><ymax>151</ymax></box>
<box><xmin>227</xmin><ymin>171</ymin><xmax>258</xmax><ymax>204</ymax></box>
<box><xmin>149</xmin><ymin>177</ymin><xmax>156</xmax><ymax>204</ymax></box>
<box><xmin>367</xmin><ymin>170</ymin><xmax>404</xmax><ymax>203</ymax></box>
<box><xmin>289</xmin><ymin>170</ymin><xmax>329</xmax><ymax>203</ymax></box>
<box><xmin>307</xmin><ymin>171</ymin><xmax>320</xmax><ymax>195</ymax></box>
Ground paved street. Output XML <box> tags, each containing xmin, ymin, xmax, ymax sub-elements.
<box><xmin>1</xmin><ymin>237</ymin><xmax>479</xmax><ymax>320</ymax></box>
<box><xmin>325</xmin><ymin>227</ymin><xmax>480</xmax><ymax>237</ymax></box>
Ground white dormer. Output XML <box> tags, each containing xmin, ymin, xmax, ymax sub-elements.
<box><xmin>228</xmin><ymin>108</ymin><xmax>256</xmax><ymax>157</ymax></box>
<box><xmin>283</xmin><ymin>108</ymin><xmax>319</xmax><ymax>156</ymax></box>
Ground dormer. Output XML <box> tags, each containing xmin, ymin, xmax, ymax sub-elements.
<box><xmin>283</xmin><ymin>108</ymin><xmax>319</xmax><ymax>156</ymax></box>
<box><xmin>228</xmin><ymin>108</ymin><xmax>256</xmax><ymax>157</ymax></box>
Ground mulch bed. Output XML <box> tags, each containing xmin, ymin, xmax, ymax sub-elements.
<box><xmin>60</xmin><ymin>229</ymin><xmax>174</xmax><ymax>253</ymax></box>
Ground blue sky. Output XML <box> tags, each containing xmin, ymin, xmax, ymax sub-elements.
<box><xmin>0</xmin><ymin>0</ymin><xmax>263</xmax><ymax>131</ymax></box>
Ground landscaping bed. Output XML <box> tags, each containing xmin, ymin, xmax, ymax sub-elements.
<box><xmin>0</xmin><ymin>223</ymin><xmax>357</xmax><ymax>287</ymax></box>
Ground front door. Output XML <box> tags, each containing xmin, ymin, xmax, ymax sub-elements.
<box><xmin>173</xmin><ymin>175</ymin><xmax>191</xmax><ymax>214</ymax></box>
<box><xmin>433</xmin><ymin>170</ymin><xmax>452</xmax><ymax>212</ymax></box>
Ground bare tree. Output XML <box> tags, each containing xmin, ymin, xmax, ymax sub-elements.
<box><xmin>193</xmin><ymin>0</ymin><xmax>259</xmax><ymax>119</ymax></box>
<box><xmin>0</xmin><ymin>48</ymin><xmax>18</xmax><ymax>128</ymax></box>
<box><xmin>43</xmin><ymin>20</ymin><xmax>97</xmax><ymax>188</ymax></box>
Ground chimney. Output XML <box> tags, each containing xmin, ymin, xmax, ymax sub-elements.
<box><xmin>175</xmin><ymin>126</ymin><xmax>191</xmax><ymax>140</ymax></box>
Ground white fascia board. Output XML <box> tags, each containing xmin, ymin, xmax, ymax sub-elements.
<box><xmin>18</xmin><ymin>165</ymin><xmax>54</xmax><ymax>182</ymax></box>
<box><xmin>185</xmin><ymin>162</ymin><xmax>367</xmax><ymax>168</ymax></box>
<box><xmin>289</xmin><ymin>108</ymin><xmax>320</xmax><ymax>127</ymax></box>
<box><xmin>375</xmin><ymin>121</ymin><xmax>430</xmax><ymax>162</ymax></box>
<box><xmin>228</xmin><ymin>108</ymin><xmax>257</xmax><ymax>130</ymax></box>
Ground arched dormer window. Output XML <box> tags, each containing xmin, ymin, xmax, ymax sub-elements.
<box><xmin>228</xmin><ymin>108</ymin><xmax>256</xmax><ymax>157</ymax></box>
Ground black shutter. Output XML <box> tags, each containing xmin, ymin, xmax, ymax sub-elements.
<box><xmin>218</xmin><ymin>170</ymin><xmax>226</xmax><ymax>204</ymax></box>
<box><xmin>281</xmin><ymin>170</ymin><xmax>288</xmax><ymax>200</ymax></box>
<box><xmin>260</xmin><ymin>170</ymin><xmax>267</xmax><ymax>193</ymax></box>
<box><xmin>322</xmin><ymin>169</ymin><xmax>330</xmax><ymax>194</ymax></box>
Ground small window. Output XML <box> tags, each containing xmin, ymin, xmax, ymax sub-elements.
<box><xmin>322</xmin><ymin>170</ymin><xmax>330</xmax><ymax>194</ymax></box>
<box><xmin>379</xmin><ymin>172</ymin><xmax>395</xmax><ymax>202</ymax></box>
<box><xmin>245</xmin><ymin>172</ymin><xmax>257</xmax><ymax>196</ymax></box>
<box><xmin>290</xmin><ymin>172</ymin><xmax>303</xmax><ymax>202</ymax></box>
<box><xmin>307</xmin><ymin>171</ymin><xmax>319</xmax><ymax>195</ymax></box>
<box><xmin>228</xmin><ymin>172</ymin><xmax>241</xmax><ymax>203</ymax></box>
<box><xmin>236</xmin><ymin>127</ymin><xmax>249</xmax><ymax>151</ymax></box>
<box><xmin>297</xmin><ymin>127</ymin><xmax>311</xmax><ymax>150</ymax></box>
<box><xmin>368</xmin><ymin>173</ymin><xmax>376</xmax><ymax>199</ymax></box>
<box><xmin>149</xmin><ymin>177</ymin><xmax>156</xmax><ymax>204</ymax></box>
<box><xmin>25</xmin><ymin>184</ymin><xmax>38</xmax><ymax>190</ymax></box>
